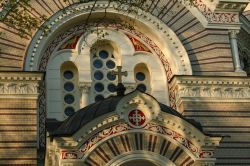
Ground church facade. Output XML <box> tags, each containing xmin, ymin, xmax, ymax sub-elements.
<box><xmin>0</xmin><ymin>0</ymin><xmax>250</xmax><ymax>165</ymax></box>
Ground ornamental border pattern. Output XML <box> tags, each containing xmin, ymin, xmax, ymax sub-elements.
<box><xmin>27</xmin><ymin>2</ymin><xmax>190</xmax><ymax>73</ymax></box>
<box><xmin>169</xmin><ymin>77</ymin><xmax>250</xmax><ymax>107</ymax></box>
<box><xmin>60</xmin><ymin>122</ymin><xmax>213</xmax><ymax>160</ymax></box>
<box><xmin>38</xmin><ymin>23</ymin><xmax>173</xmax><ymax>81</ymax></box>
<box><xmin>194</xmin><ymin>0</ymin><xmax>239</xmax><ymax>24</ymax></box>
<box><xmin>0</xmin><ymin>82</ymin><xmax>39</xmax><ymax>94</ymax></box>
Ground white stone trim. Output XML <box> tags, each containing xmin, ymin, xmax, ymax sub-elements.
<box><xmin>25</xmin><ymin>2</ymin><xmax>192</xmax><ymax>76</ymax></box>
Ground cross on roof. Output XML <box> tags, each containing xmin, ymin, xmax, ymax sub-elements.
<box><xmin>111</xmin><ymin>66</ymin><xmax>127</xmax><ymax>84</ymax></box>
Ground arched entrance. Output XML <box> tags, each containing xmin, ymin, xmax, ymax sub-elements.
<box><xmin>121</xmin><ymin>160</ymin><xmax>158</xmax><ymax>166</ymax></box>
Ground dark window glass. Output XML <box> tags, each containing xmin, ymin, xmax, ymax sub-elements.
<box><xmin>64</xmin><ymin>107</ymin><xmax>75</xmax><ymax>116</ymax></box>
<box><xmin>95</xmin><ymin>95</ymin><xmax>104</xmax><ymax>102</ymax></box>
<box><xmin>94</xmin><ymin>71</ymin><xmax>104</xmax><ymax>80</ymax></box>
<box><xmin>136</xmin><ymin>84</ymin><xmax>147</xmax><ymax>92</ymax></box>
<box><xmin>64</xmin><ymin>94</ymin><xmax>75</xmax><ymax>104</ymax></box>
<box><xmin>108</xmin><ymin>83</ymin><xmax>116</xmax><ymax>93</ymax></box>
<box><xmin>136</xmin><ymin>72</ymin><xmax>145</xmax><ymax>81</ymax></box>
<box><xmin>63</xmin><ymin>71</ymin><xmax>74</xmax><ymax>80</ymax></box>
<box><xmin>93</xmin><ymin>59</ymin><xmax>103</xmax><ymax>68</ymax></box>
<box><xmin>94</xmin><ymin>83</ymin><xmax>104</xmax><ymax>92</ymax></box>
<box><xmin>107</xmin><ymin>72</ymin><xmax>116</xmax><ymax>81</ymax></box>
<box><xmin>64</xmin><ymin>82</ymin><xmax>74</xmax><ymax>92</ymax></box>
<box><xmin>99</xmin><ymin>50</ymin><xmax>109</xmax><ymax>59</ymax></box>
<box><xmin>106</xmin><ymin>60</ymin><xmax>116</xmax><ymax>69</ymax></box>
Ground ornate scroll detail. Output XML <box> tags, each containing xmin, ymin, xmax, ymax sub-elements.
<box><xmin>39</xmin><ymin>23</ymin><xmax>173</xmax><ymax>81</ymax></box>
<box><xmin>66</xmin><ymin>122</ymin><xmax>214</xmax><ymax>160</ymax></box>
<box><xmin>59</xmin><ymin>34</ymin><xmax>82</xmax><ymax>50</ymax></box>
<box><xmin>38</xmin><ymin>82</ymin><xmax>46</xmax><ymax>148</ymax></box>
<box><xmin>126</xmin><ymin>34</ymin><xmax>151</xmax><ymax>53</ymax></box>
<box><xmin>61</xmin><ymin>150</ymin><xmax>79</xmax><ymax>160</ymax></box>
<box><xmin>169</xmin><ymin>86</ymin><xmax>177</xmax><ymax>109</ymax></box>
<box><xmin>194</xmin><ymin>0</ymin><xmax>239</xmax><ymax>24</ymax></box>
<box><xmin>39</xmin><ymin>26</ymin><xmax>84</xmax><ymax>70</ymax></box>
<box><xmin>79</xmin><ymin>123</ymin><xmax>129</xmax><ymax>155</ymax></box>
<box><xmin>144</xmin><ymin>123</ymin><xmax>201</xmax><ymax>157</ymax></box>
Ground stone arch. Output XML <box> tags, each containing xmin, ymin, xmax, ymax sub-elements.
<box><xmin>110</xmin><ymin>153</ymin><xmax>175</xmax><ymax>166</ymax></box>
<box><xmin>25</xmin><ymin>2</ymin><xmax>192</xmax><ymax>76</ymax></box>
<box><xmin>82</xmin><ymin>132</ymin><xmax>195</xmax><ymax>166</ymax></box>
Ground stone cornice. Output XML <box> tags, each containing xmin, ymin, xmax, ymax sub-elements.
<box><xmin>0</xmin><ymin>72</ymin><xmax>44</xmax><ymax>95</ymax></box>
<box><xmin>0</xmin><ymin>72</ymin><xmax>44</xmax><ymax>81</ymax></box>
<box><xmin>170</xmin><ymin>76</ymin><xmax>250</xmax><ymax>107</ymax></box>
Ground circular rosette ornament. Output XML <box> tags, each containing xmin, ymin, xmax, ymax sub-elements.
<box><xmin>127</xmin><ymin>109</ymin><xmax>147</xmax><ymax>128</ymax></box>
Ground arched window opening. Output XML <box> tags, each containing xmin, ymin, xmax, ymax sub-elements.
<box><xmin>134</xmin><ymin>63</ymin><xmax>151</xmax><ymax>93</ymax></box>
<box><xmin>61</xmin><ymin>62</ymin><xmax>80</xmax><ymax>118</ymax></box>
<box><xmin>121</xmin><ymin>159</ymin><xmax>159</xmax><ymax>166</ymax></box>
<box><xmin>90</xmin><ymin>42</ymin><xmax>118</xmax><ymax>102</ymax></box>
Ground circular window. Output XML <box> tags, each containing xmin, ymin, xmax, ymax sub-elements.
<box><xmin>93</xmin><ymin>59</ymin><xmax>103</xmax><ymax>68</ymax></box>
<box><xmin>63</xmin><ymin>71</ymin><xmax>74</xmax><ymax>80</ymax></box>
<box><xmin>64</xmin><ymin>94</ymin><xmax>75</xmax><ymax>104</ymax></box>
<box><xmin>136</xmin><ymin>72</ymin><xmax>146</xmax><ymax>81</ymax></box>
<box><xmin>64</xmin><ymin>107</ymin><xmax>75</xmax><ymax>116</ymax></box>
<box><xmin>106</xmin><ymin>60</ymin><xmax>116</xmax><ymax>69</ymax></box>
<box><xmin>94</xmin><ymin>71</ymin><xmax>104</xmax><ymax>80</ymax></box>
<box><xmin>95</xmin><ymin>95</ymin><xmax>104</xmax><ymax>102</ymax></box>
<box><xmin>107</xmin><ymin>83</ymin><xmax>116</xmax><ymax>93</ymax></box>
<box><xmin>64</xmin><ymin>82</ymin><xmax>74</xmax><ymax>92</ymax></box>
<box><xmin>99</xmin><ymin>50</ymin><xmax>109</xmax><ymax>59</ymax></box>
<box><xmin>94</xmin><ymin>83</ymin><xmax>104</xmax><ymax>92</ymax></box>
<box><xmin>137</xmin><ymin>84</ymin><xmax>147</xmax><ymax>92</ymax></box>
<box><xmin>107</xmin><ymin>72</ymin><xmax>116</xmax><ymax>81</ymax></box>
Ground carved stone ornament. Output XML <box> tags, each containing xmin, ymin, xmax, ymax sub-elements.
<box><xmin>0</xmin><ymin>82</ymin><xmax>39</xmax><ymax>94</ymax></box>
<box><xmin>116</xmin><ymin>90</ymin><xmax>161</xmax><ymax>128</ymax></box>
<box><xmin>0</xmin><ymin>73</ymin><xmax>43</xmax><ymax>95</ymax></box>
<box><xmin>170</xmin><ymin>76</ymin><xmax>250</xmax><ymax>106</ymax></box>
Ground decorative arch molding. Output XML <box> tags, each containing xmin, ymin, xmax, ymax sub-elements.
<box><xmin>25</xmin><ymin>1</ymin><xmax>192</xmax><ymax>77</ymax></box>
<box><xmin>56</xmin><ymin>122</ymin><xmax>219</xmax><ymax>166</ymax></box>
<box><xmin>107</xmin><ymin>152</ymin><xmax>176</xmax><ymax>166</ymax></box>
<box><xmin>83</xmin><ymin>132</ymin><xmax>194</xmax><ymax>166</ymax></box>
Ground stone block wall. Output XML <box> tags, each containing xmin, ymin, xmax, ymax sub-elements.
<box><xmin>0</xmin><ymin>72</ymin><xmax>43</xmax><ymax>165</ymax></box>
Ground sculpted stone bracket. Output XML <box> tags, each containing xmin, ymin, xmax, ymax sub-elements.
<box><xmin>170</xmin><ymin>76</ymin><xmax>250</xmax><ymax>107</ymax></box>
<box><xmin>0</xmin><ymin>72</ymin><xmax>44</xmax><ymax>96</ymax></box>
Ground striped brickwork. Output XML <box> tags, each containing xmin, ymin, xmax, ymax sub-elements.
<box><xmin>0</xmin><ymin>72</ymin><xmax>43</xmax><ymax>165</ymax></box>
<box><xmin>0</xmin><ymin>0</ymin><xmax>235</xmax><ymax>75</ymax></box>
<box><xmin>147</xmin><ymin>0</ymin><xmax>234</xmax><ymax>74</ymax></box>
<box><xmin>170</xmin><ymin>76</ymin><xmax>250</xmax><ymax>165</ymax></box>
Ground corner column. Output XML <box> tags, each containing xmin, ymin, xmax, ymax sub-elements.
<box><xmin>229</xmin><ymin>30</ymin><xmax>244</xmax><ymax>73</ymax></box>
<box><xmin>79</xmin><ymin>82</ymin><xmax>91</xmax><ymax>108</ymax></box>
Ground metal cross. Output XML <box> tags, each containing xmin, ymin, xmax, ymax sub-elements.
<box><xmin>111</xmin><ymin>66</ymin><xmax>128</xmax><ymax>84</ymax></box>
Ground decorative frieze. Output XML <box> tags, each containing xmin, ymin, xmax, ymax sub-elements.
<box><xmin>192</xmin><ymin>0</ymin><xmax>248</xmax><ymax>25</ymax></box>
<box><xmin>215</xmin><ymin>1</ymin><xmax>248</xmax><ymax>12</ymax></box>
<box><xmin>58</xmin><ymin>122</ymin><xmax>218</xmax><ymax>161</ymax></box>
<box><xmin>170</xmin><ymin>76</ymin><xmax>250</xmax><ymax>107</ymax></box>
<box><xmin>0</xmin><ymin>73</ymin><xmax>43</xmax><ymax>95</ymax></box>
